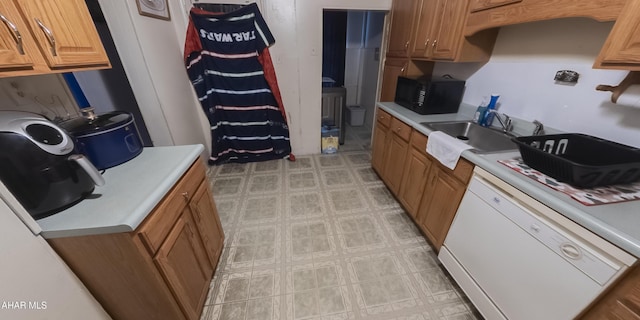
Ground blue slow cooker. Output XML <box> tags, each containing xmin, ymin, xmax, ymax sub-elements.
<box><xmin>59</xmin><ymin>111</ymin><xmax>143</xmax><ymax>170</ymax></box>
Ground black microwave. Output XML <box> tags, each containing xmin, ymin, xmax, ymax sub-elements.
<box><xmin>394</xmin><ymin>76</ymin><xmax>465</xmax><ymax>115</ymax></box>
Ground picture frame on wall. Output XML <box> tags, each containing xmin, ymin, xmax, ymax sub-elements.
<box><xmin>136</xmin><ymin>0</ymin><xmax>171</xmax><ymax>21</ymax></box>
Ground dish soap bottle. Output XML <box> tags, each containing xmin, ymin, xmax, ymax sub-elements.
<box><xmin>473</xmin><ymin>96</ymin><xmax>488</xmax><ymax>124</ymax></box>
<box><xmin>481</xmin><ymin>94</ymin><xmax>500</xmax><ymax>127</ymax></box>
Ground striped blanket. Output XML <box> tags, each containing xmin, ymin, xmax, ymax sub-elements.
<box><xmin>184</xmin><ymin>4</ymin><xmax>292</xmax><ymax>164</ymax></box>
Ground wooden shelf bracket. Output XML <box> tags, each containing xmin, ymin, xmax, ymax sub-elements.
<box><xmin>596</xmin><ymin>71</ymin><xmax>640</xmax><ymax>103</ymax></box>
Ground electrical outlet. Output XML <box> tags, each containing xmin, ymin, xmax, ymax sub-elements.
<box><xmin>554</xmin><ymin>70</ymin><xmax>579</xmax><ymax>83</ymax></box>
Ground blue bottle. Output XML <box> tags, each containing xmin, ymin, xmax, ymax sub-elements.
<box><xmin>481</xmin><ymin>94</ymin><xmax>500</xmax><ymax>127</ymax></box>
<box><xmin>473</xmin><ymin>96</ymin><xmax>488</xmax><ymax>124</ymax></box>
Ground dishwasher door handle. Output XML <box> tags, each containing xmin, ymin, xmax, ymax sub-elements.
<box><xmin>561</xmin><ymin>243</ymin><xmax>582</xmax><ymax>260</ymax></box>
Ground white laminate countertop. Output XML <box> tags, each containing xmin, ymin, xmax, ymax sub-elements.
<box><xmin>377</xmin><ymin>102</ymin><xmax>640</xmax><ymax>258</ymax></box>
<box><xmin>38</xmin><ymin>145</ymin><xmax>204</xmax><ymax>239</ymax></box>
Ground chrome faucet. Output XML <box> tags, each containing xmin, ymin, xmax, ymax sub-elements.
<box><xmin>488</xmin><ymin>110</ymin><xmax>513</xmax><ymax>133</ymax></box>
<box><xmin>533</xmin><ymin>120</ymin><xmax>545</xmax><ymax>136</ymax></box>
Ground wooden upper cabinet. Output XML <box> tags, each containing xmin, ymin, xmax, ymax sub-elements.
<box><xmin>410</xmin><ymin>0</ymin><xmax>441</xmax><ymax>58</ymax></box>
<box><xmin>14</xmin><ymin>0</ymin><xmax>109</xmax><ymax>68</ymax></box>
<box><xmin>0</xmin><ymin>1</ymin><xmax>38</xmax><ymax>69</ymax></box>
<box><xmin>468</xmin><ymin>0</ymin><xmax>522</xmax><ymax>12</ymax></box>
<box><xmin>409</xmin><ymin>0</ymin><xmax>498</xmax><ymax>62</ymax></box>
<box><xmin>387</xmin><ymin>0</ymin><xmax>421</xmax><ymax>58</ymax></box>
<box><xmin>465</xmin><ymin>0</ymin><xmax>625</xmax><ymax>37</ymax></box>
<box><xmin>380</xmin><ymin>58</ymin><xmax>409</xmax><ymax>101</ymax></box>
<box><xmin>594</xmin><ymin>0</ymin><xmax>640</xmax><ymax>70</ymax></box>
<box><xmin>431</xmin><ymin>0</ymin><xmax>468</xmax><ymax>60</ymax></box>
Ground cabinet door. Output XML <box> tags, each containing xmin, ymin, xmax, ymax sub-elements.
<box><xmin>581</xmin><ymin>266</ymin><xmax>640</xmax><ymax>319</ymax></box>
<box><xmin>155</xmin><ymin>212</ymin><xmax>213</xmax><ymax>320</ymax></box>
<box><xmin>594</xmin><ymin>0</ymin><xmax>640</xmax><ymax>69</ymax></box>
<box><xmin>387</xmin><ymin>0</ymin><xmax>420</xmax><ymax>58</ymax></box>
<box><xmin>411</xmin><ymin>0</ymin><xmax>441</xmax><ymax>58</ymax></box>
<box><xmin>371</xmin><ymin>119</ymin><xmax>390</xmax><ymax>175</ymax></box>
<box><xmin>417</xmin><ymin>165</ymin><xmax>466</xmax><ymax>250</ymax></box>
<box><xmin>382</xmin><ymin>134</ymin><xmax>409</xmax><ymax>195</ymax></box>
<box><xmin>398</xmin><ymin>143</ymin><xmax>432</xmax><ymax>218</ymax></box>
<box><xmin>0</xmin><ymin>1</ymin><xmax>37</xmax><ymax>69</ymax></box>
<box><xmin>14</xmin><ymin>0</ymin><xmax>109</xmax><ymax>68</ymax></box>
<box><xmin>190</xmin><ymin>180</ymin><xmax>225</xmax><ymax>267</ymax></box>
<box><xmin>431</xmin><ymin>0</ymin><xmax>468</xmax><ymax>60</ymax></box>
<box><xmin>380</xmin><ymin>58</ymin><xmax>408</xmax><ymax>102</ymax></box>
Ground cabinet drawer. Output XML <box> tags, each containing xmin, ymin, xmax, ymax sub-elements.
<box><xmin>390</xmin><ymin>118</ymin><xmax>412</xmax><ymax>141</ymax></box>
<box><xmin>410</xmin><ymin>130</ymin><xmax>428</xmax><ymax>151</ymax></box>
<box><xmin>137</xmin><ymin>160</ymin><xmax>206</xmax><ymax>255</ymax></box>
<box><xmin>376</xmin><ymin>109</ymin><xmax>392</xmax><ymax>127</ymax></box>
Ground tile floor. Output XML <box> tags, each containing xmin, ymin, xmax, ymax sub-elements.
<box><xmin>201</xmin><ymin>124</ymin><xmax>480</xmax><ymax>320</ymax></box>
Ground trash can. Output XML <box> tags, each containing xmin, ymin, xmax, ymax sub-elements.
<box><xmin>346</xmin><ymin>106</ymin><xmax>366</xmax><ymax>126</ymax></box>
<box><xmin>321</xmin><ymin>125</ymin><xmax>339</xmax><ymax>154</ymax></box>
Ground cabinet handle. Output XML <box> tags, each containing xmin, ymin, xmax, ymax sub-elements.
<box><xmin>396</xmin><ymin>127</ymin><xmax>402</xmax><ymax>132</ymax></box>
<box><xmin>35</xmin><ymin>18</ymin><xmax>56</xmax><ymax>57</ymax></box>
<box><xmin>404</xmin><ymin>41</ymin><xmax>409</xmax><ymax>49</ymax></box>
<box><xmin>424</xmin><ymin>38</ymin><xmax>430</xmax><ymax>49</ymax></box>
<box><xmin>0</xmin><ymin>14</ymin><xmax>24</xmax><ymax>55</ymax></box>
<box><xmin>400</xmin><ymin>66</ymin><xmax>406</xmax><ymax>73</ymax></box>
<box><xmin>432</xmin><ymin>39</ymin><xmax>437</xmax><ymax>49</ymax></box>
<box><xmin>182</xmin><ymin>191</ymin><xmax>189</xmax><ymax>200</ymax></box>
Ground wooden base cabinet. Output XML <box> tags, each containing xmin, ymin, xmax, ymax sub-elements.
<box><xmin>398</xmin><ymin>131</ymin><xmax>432</xmax><ymax>219</ymax></box>
<box><xmin>382</xmin><ymin>117</ymin><xmax>412</xmax><ymax>195</ymax></box>
<box><xmin>371</xmin><ymin>107</ymin><xmax>474</xmax><ymax>251</ymax></box>
<box><xmin>417</xmin><ymin>164</ymin><xmax>469</xmax><ymax>249</ymax></box>
<box><xmin>371</xmin><ymin>108</ymin><xmax>392</xmax><ymax>175</ymax></box>
<box><xmin>48</xmin><ymin>160</ymin><xmax>224</xmax><ymax>320</ymax></box>
<box><xmin>371</xmin><ymin>108</ymin><xmax>412</xmax><ymax>196</ymax></box>
<box><xmin>581</xmin><ymin>265</ymin><xmax>640</xmax><ymax>319</ymax></box>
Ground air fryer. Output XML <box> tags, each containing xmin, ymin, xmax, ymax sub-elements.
<box><xmin>0</xmin><ymin>111</ymin><xmax>105</xmax><ymax>220</ymax></box>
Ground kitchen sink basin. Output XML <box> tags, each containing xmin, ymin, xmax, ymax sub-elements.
<box><xmin>420</xmin><ymin>121</ymin><xmax>519</xmax><ymax>154</ymax></box>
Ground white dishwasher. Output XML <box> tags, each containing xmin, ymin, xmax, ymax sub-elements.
<box><xmin>439</xmin><ymin>168</ymin><xmax>636</xmax><ymax>320</ymax></box>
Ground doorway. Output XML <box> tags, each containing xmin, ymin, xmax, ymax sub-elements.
<box><xmin>321</xmin><ymin>10</ymin><xmax>386</xmax><ymax>152</ymax></box>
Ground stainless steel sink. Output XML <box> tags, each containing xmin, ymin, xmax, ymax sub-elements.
<box><xmin>420</xmin><ymin>121</ymin><xmax>519</xmax><ymax>154</ymax></box>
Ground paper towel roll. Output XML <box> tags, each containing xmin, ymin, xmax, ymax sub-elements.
<box><xmin>616</xmin><ymin>84</ymin><xmax>640</xmax><ymax>108</ymax></box>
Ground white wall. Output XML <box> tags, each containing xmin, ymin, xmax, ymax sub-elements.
<box><xmin>0</xmin><ymin>196</ymin><xmax>110</xmax><ymax>319</ymax></box>
<box><xmin>434</xmin><ymin>18</ymin><xmax>640</xmax><ymax>148</ymax></box>
<box><xmin>345</xmin><ymin>12</ymin><xmax>366</xmax><ymax>107</ymax></box>
<box><xmin>293</xmin><ymin>0</ymin><xmax>392</xmax><ymax>154</ymax></box>
<box><xmin>359</xmin><ymin>12</ymin><xmax>386</xmax><ymax>129</ymax></box>
<box><xmin>97</xmin><ymin>0</ymin><xmax>391</xmax><ymax>156</ymax></box>
<box><xmin>97</xmin><ymin>0</ymin><xmax>208</xmax><ymax>153</ymax></box>
<box><xmin>0</xmin><ymin>75</ymin><xmax>79</xmax><ymax>121</ymax></box>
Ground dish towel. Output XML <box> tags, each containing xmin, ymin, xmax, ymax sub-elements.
<box><xmin>426</xmin><ymin>131</ymin><xmax>473</xmax><ymax>170</ymax></box>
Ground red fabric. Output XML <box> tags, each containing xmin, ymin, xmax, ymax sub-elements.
<box><xmin>184</xmin><ymin>18</ymin><xmax>202</xmax><ymax>61</ymax></box>
<box><xmin>257</xmin><ymin>48</ymin><xmax>288</xmax><ymax>123</ymax></box>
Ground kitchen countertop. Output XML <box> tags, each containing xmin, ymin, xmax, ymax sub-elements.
<box><xmin>37</xmin><ymin>145</ymin><xmax>204</xmax><ymax>239</ymax></box>
<box><xmin>378</xmin><ymin>101</ymin><xmax>640</xmax><ymax>258</ymax></box>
